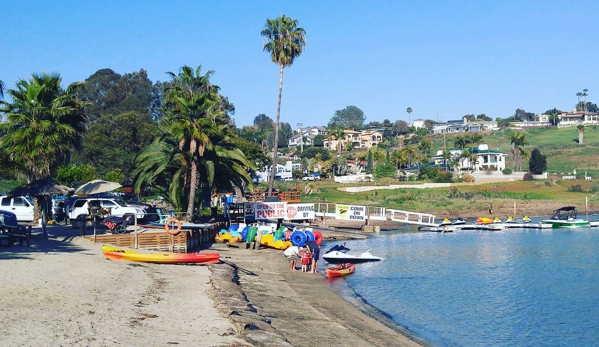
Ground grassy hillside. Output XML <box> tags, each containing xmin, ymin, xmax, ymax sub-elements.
<box><xmin>429</xmin><ymin>125</ymin><xmax>599</xmax><ymax>177</ymax></box>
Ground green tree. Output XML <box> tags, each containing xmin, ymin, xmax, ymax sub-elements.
<box><xmin>328</xmin><ymin>105</ymin><xmax>366</xmax><ymax>129</ymax></box>
<box><xmin>261</xmin><ymin>15</ymin><xmax>306</xmax><ymax>195</ymax></box>
<box><xmin>253</xmin><ymin>114</ymin><xmax>273</xmax><ymax>132</ymax></box>
<box><xmin>300</xmin><ymin>147</ymin><xmax>331</xmax><ymax>161</ymax></box>
<box><xmin>406</xmin><ymin>107</ymin><xmax>412</xmax><ymax>123</ymax></box>
<box><xmin>392</xmin><ymin>120</ymin><xmax>410</xmax><ymax>136</ymax></box>
<box><xmin>80</xmin><ymin>68</ymin><xmax>155</xmax><ymax>122</ymax></box>
<box><xmin>161</xmin><ymin>65</ymin><xmax>223</xmax><ymax>220</ymax></box>
<box><xmin>0</xmin><ymin>73</ymin><xmax>88</xmax><ymax>181</ymax></box>
<box><xmin>374</xmin><ymin>162</ymin><xmax>396</xmax><ymax>179</ymax></box>
<box><xmin>53</xmin><ymin>164</ymin><xmax>98</xmax><ymax>187</ymax></box>
<box><xmin>366</xmin><ymin>149</ymin><xmax>373</xmax><ymax>173</ymax></box>
<box><xmin>78</xmin><ymin>111</ymin><xmax>157</xmax><ymax>181</ymax></box>
<box><xmin>313</xmin><ymin>134</ymin><xmax>324</xmax><ymax>147</ymax></box>
<box><xmin>528</xmin><ymin>148</ymin><xmax>547</xmax><ymax>174</ymax></box>
<box><xmin>0</xmin><ymin>79</ymin><xmax>4</xmax><ymax>98</ymax></box>
<box><xmin>105</xmin><ymin>169</ymin><xmax>125</xmax><ymax>185</ymax></box>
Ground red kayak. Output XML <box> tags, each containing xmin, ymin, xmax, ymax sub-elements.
<box><xmin>324</xmin><ymin>263</ymin><xmax>356</xmax><ymax>279</ymax></box>
<box><xmin>102</xmin><ymin>245</ymin><xmax>220</xmax><ymax>264</ymax></box>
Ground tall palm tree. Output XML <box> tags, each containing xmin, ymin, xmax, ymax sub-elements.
<box><xmin>509</xmin><ymin>132</ymin><xmax>527</xmax><ymax>171</ymax></box>
<box><xmin>0</xmin><ymin>73</ymin><xmax>88</xmax><ymax>181</ymax></box>
<box><xmin>327</xmin><ymin>127</ymin><xmax>345</xmax><ymax>155</ymax></box>
<box><xmin>261</xmin><ymin>15</ymin><xmax>306</xmax><ymax>195</ymax></box>
<box><xmin>0</xmin><ymin>79</ymin><xmax>5</xmax><ymax>98</ymax></box>
<box><xmin>577</xmin><ymin>124</ymin><xmax>585</xmax><ymax>145</ymax></box>
<box><xmin>162</xmin><ymin>65</ymin><xmax>223</xmax><ymax>220</ymax></box>
<box><xmin>406</xmin><ymin>107</ymin><xmax>412</xmax><ymax>124</ymax></box>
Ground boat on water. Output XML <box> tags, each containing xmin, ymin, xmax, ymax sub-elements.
<box><xmin>322</xmin><ymin>244</ymin><xmax>383</xmax><ymax>264</ymax></box>
<box><xmin>102</xmin><ymin>245</ymin><xmax>220</xmax><ymax>264</ymax></box>
<box><xmin>541</xmin><ymin>206</ymin><xmax>590</xmax><ymax>228</ymax></box>
<box><xmin>325</xmin><ymin>263</ymin><xmax>356</xmax><ymax>279</ymax></box>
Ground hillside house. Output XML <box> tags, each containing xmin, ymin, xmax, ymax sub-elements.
<box><xmin>430</xmin><ymin>144</ymin><xmax>506</xmax><ymax>172</ymax></box>
<box><xmin>558</xmin><ymin>109</ymin><xmax>599</xmax><ymax>127</ymax></box>
<box><xmin>288</xmin><ymin>126</ymin><xmax>327</xmax><ymax>148</ymax></box>
<box><xmin>323</xmin><ymin>130</ymin><xmax>383</xmax><ymax>151</ymax></box>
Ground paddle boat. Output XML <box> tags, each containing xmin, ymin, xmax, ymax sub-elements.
<box><xmin>102</xmin><ymin>245</ymin><xmax>220</xmax><ymax>264</ymax></box>
<box><xmin>322</xmin><ymin>244</ymin><xmax>383</xmax><ymax>264</ymax></box>
<box><xmin>324</xmin><ymin>263</ymin><xmax>356</xmax><ymax>279</ymax></box>
<box><xmin>541</xmin><ymin>206</ymin><xmax>590</xmax><ymax>228</ymax></box>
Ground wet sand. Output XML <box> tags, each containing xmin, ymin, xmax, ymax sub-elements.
<box><xmin>209</xmin><ymin>240</ymin><xmax>426</xmax><ymax>347</ymax></box>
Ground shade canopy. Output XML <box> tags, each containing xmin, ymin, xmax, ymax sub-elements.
<box><xmin>75</xmin><ymin>180</ymin><xmax>122</xmax><ymax>195</ymax></box>
<box><xmin>9</xmin><ymin>179</ymin><xmax>74</xmax><ymax>197</ymax></box>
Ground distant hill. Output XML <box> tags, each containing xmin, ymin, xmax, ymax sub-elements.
<box><xmin>427</xmin><ymin>125</ymin><xmax>599</xmax><ymax>177</ymax></box>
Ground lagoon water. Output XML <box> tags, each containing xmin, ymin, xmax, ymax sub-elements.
<box><xmin>323</xmin><ymin>227</ymin><xmax>599</xmax><ymax>347</ymax></box>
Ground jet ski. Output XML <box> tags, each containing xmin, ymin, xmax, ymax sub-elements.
<box><xmin>322</xmin><ymin>244</ymin><xmax>384</xmax><ymax>264</ymax></box>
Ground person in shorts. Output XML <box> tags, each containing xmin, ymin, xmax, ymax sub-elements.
<box><xmin>305</xmin><ymin>240</ymin><xmax>320</xmax><ymax>274</ymax></box>
<box><xmin>283</xmin><ymin>245</ymin><xmax>301</xmax><ymax>272</ymax></box>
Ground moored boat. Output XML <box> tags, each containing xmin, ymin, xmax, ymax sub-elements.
<box><xmin>541</xmin><ymin>206</ymin><xmax>590</xmax><ymax>228</ymax></box>
<box><xmin>102</xmin><ymin>245</ymin><xmax>220</xmax><ymax>264</ymax></box>
<box><xmin>325</xmin><ymin>263</ymin><xmax>356</xmax><ymax>278</ymax></box>
<box><xmin>322</xmin><ymin>244</ymin><xmax>383</xmax><ymax>264</ymax></box>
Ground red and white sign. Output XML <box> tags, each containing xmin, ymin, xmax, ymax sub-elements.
<box><xmin>255</xmin><ymin>202</ymin><xmax>288</xmax><ymax>220</ymax></box>
<box><xmin>286</xmin><ymin>203</ymin><xmax>315</xmax><ymax>220</ymax></box>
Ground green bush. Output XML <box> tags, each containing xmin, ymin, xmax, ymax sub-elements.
<box><xmin>502</xmin><ymin>168</ymin><xmax>513</xmax><ymax>175</ymax></box>
<box><xmin>568</xmin><ymin>184</ymin><xmax>583</xmax><ymax>192</ymax></box>
<box><xmin>523</xmin><ymin>172</ymin><xmax>534</xmax><ymax>181</ymax></box>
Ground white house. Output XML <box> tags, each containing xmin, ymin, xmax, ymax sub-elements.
<box><xmin>432</xmin><ymin>144</ymin><xmax>506</xmax><ymax>172</ymax></box>
<box><xmin>254</xmin><ymin>161</ymin><xmax>300</xmax><ymax>182</ymax></box>
<box><xmin>412</xmin><ymin>119</ymin><xmax>426</xmax><ymax>129</ymax></box>
<box><xmin>288</xmin><ymin>126</ymin><xmax>327</xmax><ymax>148</ymax></box>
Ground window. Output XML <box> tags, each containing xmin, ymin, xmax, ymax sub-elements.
<box><xmin>1</xmin><ymin>198</ymin><xmax>10</xmax><ymax>207</ymax></box>
<box><xmin>74</xmin><ymin>200</ymin><xmax>87</xmax><ymax>208</ymax></box>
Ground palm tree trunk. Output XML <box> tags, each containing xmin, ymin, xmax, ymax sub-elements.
<box><xmin>186</xmin><ymin>160</ymin><xmax>199</xmax><ymax>221</ymax></box>
<box><xmin>268</xmin><ymin>64</ymin><xmax>284</xmax><ymax>195</ymax></box>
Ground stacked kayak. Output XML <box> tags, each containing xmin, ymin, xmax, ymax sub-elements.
<box><xmin>102</xmin><ymin>245</ymin><xmax>220</xmax><ymax>264</ymax></box>
<box><xmin>324</xmin><ymin>263</ymin><xmax>356</xmax><ymax>279</ymax></box>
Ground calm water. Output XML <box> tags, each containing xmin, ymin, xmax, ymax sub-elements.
<box><xmin>322</xmin><ymin>227</ymin><xmax>599</xmax><ymax>347</ymax></box>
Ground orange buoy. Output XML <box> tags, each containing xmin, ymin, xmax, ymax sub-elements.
<box><xmin>165</xmin><ymin>218</ymin><xmax>182</xmax><ymax>235</ymax></box>
<box><xmin>313</xmin><ymin>230</ymin><xmax>323</xmax><ymax>246</ymax></box>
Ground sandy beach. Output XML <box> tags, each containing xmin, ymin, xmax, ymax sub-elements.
<box><xmin>1</xmin><ymin>224</ymin><xmax>425</xmax><ymax>347</ymax></box>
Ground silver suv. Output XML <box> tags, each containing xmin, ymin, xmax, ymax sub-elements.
<box><xmin>69</xmin><ymin>197</ymin><xmax>146</xmax><ymax>222</ymax></box>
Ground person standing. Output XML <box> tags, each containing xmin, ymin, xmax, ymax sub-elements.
<box><xmin>305</xmin><ymin>239</ymin><xmax>320</xmax><ymax>274</ymax></box>
<box><xmin>284</xmin><ymin>245</ymin><xmax>301</xmax><ymax>272</ymax></box>
<box><xmin>300</xmin><ymin>246</ymin><xmax>311</xmax><ymax>273</ymax></box>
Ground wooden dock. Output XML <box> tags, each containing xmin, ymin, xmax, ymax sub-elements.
<box><xmin>82</xmin><ymin>222</ymin><xmax>224</xmax><ymax>252</ymax></box>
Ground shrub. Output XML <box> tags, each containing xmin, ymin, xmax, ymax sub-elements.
<box><xmin>462</xmin><ymin>173</ymin><xmax>475</xmax><ymax>182</ymax></box>
<box><xmin>523</xmin><ymin>172</ymin><xmax>534</xmax><ymax>181</ymax></box>
<box><xmin>502</xmin><ymin>168</ymin><xmax>513</xmax><ymax>175</ymax></box>
<box><xmin>568</xmin><ymin>184</ymin><xmax>583</xmax><ymax>192</ymax></box>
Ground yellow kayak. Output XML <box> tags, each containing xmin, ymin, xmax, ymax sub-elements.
<box><xmin>259</xmin><ymin>233</ymin><xmax>292</xmax><ymax>250</ymax></box>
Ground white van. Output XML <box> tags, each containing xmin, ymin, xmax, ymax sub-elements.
<box><xmin>0</xmin><ymin>196</ymin><xmax>35</xmax><ymax>222</ymax></box>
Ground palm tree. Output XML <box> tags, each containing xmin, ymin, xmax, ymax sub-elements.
<box><xmin>0</xmin><ymin>73</ymin><xmax>88</xmax><ymax>181</ymax></box>
<box><xmin>0</xmin><ymin>79</ymin><xmax>5</xmax><ymax>98</ymax></box>
<box><xmin>406</xmin><ymin>107</ymin><xmax>412</xmax><ymax>124</ymax></box>
<box><xmin>577</xmin><ymin>124</ymin><xmax>585</xmax><ymax>145</ymax></box>
<box><xmin>509</xmin><ymin>132</ymin><xmax>527</xmax><ymax>171</ymax></box>
<box><xmin>261</xmin><ymin>15</ymin><xmax>306</xmax><ymax>195</ymax></box>
<box><xmin>162</xmin><ymin>65</ymin><xmax>223</xmax><ymax>220</ymax></box>
<box><xmin>0</xmin><ymin>73</ymin><xmax>88</xmax><ymax>235</ymax></box>
<box><xmin>327</xmin><ymin>127</ymin><xmax>345</xmax><ymax>155</ymax></box>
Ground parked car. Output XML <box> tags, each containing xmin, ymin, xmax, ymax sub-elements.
<box><xmin>0</xmin><ymin>196</ymin><xmax>35</xmax><ymax>222</ymax></box>
<box><xmin>302</xmin><ymin>176</ymin><xmax>315</xmax><ymax>181</ymax></box>
<box><xmin>68</xmin><ymin>197</ymin><xmax>146</xmax><ymax>222</ymax></box>
<box><xmin>0</xmin><ymin>209</ymin><xmax>19</xmax><ymax>228</ymax></box>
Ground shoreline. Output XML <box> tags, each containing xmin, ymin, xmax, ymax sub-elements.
<box><xmin>208</xmin><ymin>240</ymin><xmax>427</xmax><ymax>347</ymax></box>
<box><xmin>1</xmin><ymin>225</ymin><xmax>426</xmax><ymax>347</ymax></box>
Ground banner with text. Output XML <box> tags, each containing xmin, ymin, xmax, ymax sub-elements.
<box><xmin>286</xmin><ymin>203</ymin><xmax>315</xmax><ymax>220</ymax></box>
<box><xmin>335</xmin><ymin>204</ymin><xmax>366</xmax><ymax>221</ymax></box>
<box><xmin>255</xmin><ymin>202</ymin><xmax>288</xmax><ymax>220</ymax></box>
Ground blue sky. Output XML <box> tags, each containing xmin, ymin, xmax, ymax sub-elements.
<box><xmin>2</xmin><ymin>1</ymin><xmax>598</xmax><ymax>128</ymax></box>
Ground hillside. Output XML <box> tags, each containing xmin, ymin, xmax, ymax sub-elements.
<box><xmin>427</xmin><ymin>125</ymin><xmax>599</xmax><ymax>177</ymax></box>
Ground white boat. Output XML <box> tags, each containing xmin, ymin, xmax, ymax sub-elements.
<box><xmin>322</xmin><ymin>244</ymin><xmax>384</xmax><ymax>264</ymax></box>
<box><xmin>541</xmin><ymin>206</ymin><xmax>590</xmax><ymax>228</ymax></box>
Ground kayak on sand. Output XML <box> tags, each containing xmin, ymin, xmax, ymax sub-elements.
<box><xmin>101</xmin><ymin>245</ymin><xmax>220</xmax><ymax>264</ymax></box>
